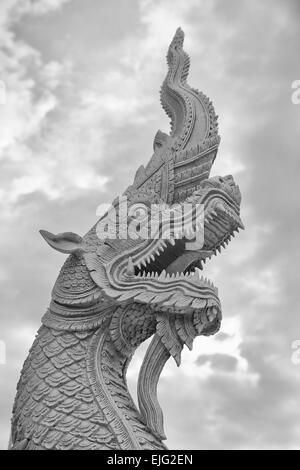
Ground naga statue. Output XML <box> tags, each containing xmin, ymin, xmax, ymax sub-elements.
<box><xmin>10</xmin><ymin>28</ymin><xmax>244</xmax><ymax>450</ymax></box>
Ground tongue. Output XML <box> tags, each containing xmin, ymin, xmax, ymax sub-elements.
<box><xmin>165</xmin><ymin>250</ymin><xmax>212</xmax><ymax>274</ymax></box>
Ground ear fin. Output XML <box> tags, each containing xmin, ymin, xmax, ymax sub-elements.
<box><xmin>39</xmin><ymin>230</ymin><xmax>84</xmax><ymax>255</ymax></box>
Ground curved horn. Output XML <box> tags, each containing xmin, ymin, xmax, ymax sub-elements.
<box><xmin>126</xmin><ymin>28</ymin><xmax>221</xmax><ymax>205</ymax></box>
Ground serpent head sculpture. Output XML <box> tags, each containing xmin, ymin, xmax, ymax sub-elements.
<box><xmin>11</xmin><ymin>28</ymin><xmax>243</xmax><ymax>450</ymax></box>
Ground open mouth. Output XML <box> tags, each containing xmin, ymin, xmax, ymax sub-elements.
<box><xmin>100</xmin><ymin>195</ymin><xmax>243</xmax><ymax>314</ymax></box>
<box><xmin>131</xmin><ymin>199</ymin><xmax>244</xmax><ymax>281</ymax></box>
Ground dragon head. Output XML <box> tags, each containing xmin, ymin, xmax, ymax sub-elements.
<box><xmin>85</xmin><ymin>172</ymin><xmax>242</xmax><ymax>327</ymax></box>
<box><xmin>40</xmin><ymin>28</ymin><xmax>243</xmax><ymax>441</ymax></box>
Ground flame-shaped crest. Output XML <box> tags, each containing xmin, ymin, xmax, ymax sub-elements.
<box><xmin>127</xmin><ymin>27</ymin><xmax>221</xmax><ymax>205</ymax></box>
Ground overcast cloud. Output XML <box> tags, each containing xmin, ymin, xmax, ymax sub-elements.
<box><xmin>0</xmin><ymin>0</ymin><xmax>299</xmax><ymax>450</ymax></box>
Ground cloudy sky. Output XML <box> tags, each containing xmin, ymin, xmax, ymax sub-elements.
<box><xmin>0</xmin><ymin>0</ymin><xmax>299</xmax><ymax>450</ymax></box>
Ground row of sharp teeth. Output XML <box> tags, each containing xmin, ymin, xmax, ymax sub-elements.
<box><xmin>200</xmin><ymin>201</ymin><xmax>243</xmax><ymax>269</ymax></box>
<box><xmin>135</xmin><ymin>268</ymin><xmax>214</xmax><ymax>286</ymax></box>
<box><xmin>134</xmin><ymin>239</ymin><xmax>167</xmax><ymax>270</ymax></box>
<box><xmin>134</xmin><ymin>222</ymin><xmax>204</xmax><ymax>271</ymax></box>
<box><xmin>198</xmin><ymin>227</ymin><xmax>241</xmax><ymax>269</ymax></box>
<box><xmin>131</xmin><ymin>204</ymin><xmax>243</xmax><ymax>273</ymax></box>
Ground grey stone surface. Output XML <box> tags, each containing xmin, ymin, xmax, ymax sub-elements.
<box><xmin>10</xmin><ymin>28</ymin><xmax>243</xmax><ymax>450</ymax></box>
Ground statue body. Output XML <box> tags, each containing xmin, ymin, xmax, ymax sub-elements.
<box><xmin>10</xmin><ymin>29</ymin><xmax>243</xmax><ymax>450</ymax></box>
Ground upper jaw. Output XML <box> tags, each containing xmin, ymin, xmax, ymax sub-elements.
<box><xmin>98</xmin><ymin>178</ymin><xmax>243</xmax><ymax>312</ymax></box>
<box><xmin>116</xmin><ymin>191</ymin><xmax>244</xmax><ymax>279</ymax></box>
<box><xmin>102</xmin><ymin>235</ymin><xmax>221</xmax><ymax>311</ymax></box>
<box><xmin>102</xmin><ymin>217</ymin><xmax>241</xmax><ymax>314</ymax></box>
